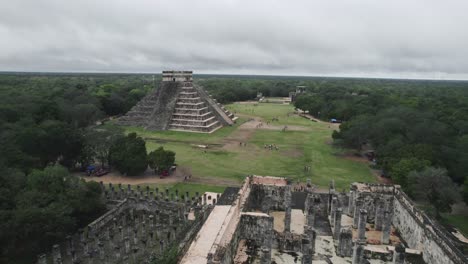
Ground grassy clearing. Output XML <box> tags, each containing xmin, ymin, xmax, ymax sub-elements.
<box><xmin>228</xmin><ymin>103</ymin><xmax>315</xmax><ymax>126</ymax></box>
<box><xmin>118</xmin><ymin>101</ymin><xmax>375</xmax><ymax>190</ymax></box>
<box><xmin>133</xmin><ymin>182</ymin><xmax>226</xmax><ymax>196</ymax></box>
<box><xmin>443</xmin><ymin>214</ymin><xmax>468</xmax><ymax>236</ymax></box>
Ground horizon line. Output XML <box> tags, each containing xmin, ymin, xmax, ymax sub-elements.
<box><xmin>1</xmin><ymin>70</ymin><xmax>467</xmax><ymax>82</ymax></box>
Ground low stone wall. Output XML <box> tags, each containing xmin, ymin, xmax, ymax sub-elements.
<box><xmin>392</xmin><ymin>187</ymin><xmax>467</xmax><ymax>264</ymax></box>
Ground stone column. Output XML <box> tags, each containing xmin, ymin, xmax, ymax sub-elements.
<box><xmin>330</xmin><ymin>196</ymin><xmax>338</xmax><ymax>227</ymax></box>
<box><xmin>159</xmin><ymin>240</ymin><xmax>164</xmax><ymax>252</ymax></box>
<box><xmin>124</xmin><ymin>236</ymin><xmax>131</xmax><ymax>254</ymax></box>
<box><xmin>37</xmin><ymin>254</ymin><xmax>47</xmax><ymax>264</ymax></box>
<box><xmin>337</xmin><ymin>228</ymin><xmax>353</xmax><ymax>257</ymax></box>
<box><xmin>352</xmin><ymin>242</ymin><xmax>365</xmax><ymax>264</ymax></box>
<box><xmin>334</xmin><ymin>208</ymin><xmax>343</xmax><ymax>240</ymax></box>
<box><xmin>301</xmin><ymin>236</ymin><xmax>312</xmax><ymax>264</ymax></box>
<box><xmin>375</xmin><ymin>198</ymin><xmax>384</xmax><ymax>231</ymax></box>
<box><xmin>114</xmin><ymin>245</ymin><xmax>121</xmax><ymax>262</ymax></box>
<box><xmin>348</xmin><ymin>190</ymin><xmax>355</xmax><ymax>215</ymax></box>
<box><xmin>305</xmin><ymin>195</ymin><xmax>315</xmax><ymax>227</ymax></box>
<box><xmin>381</xmin><ymin>210</ymin><xmax>391</xmax><ymax>244</ymax></box>
<box><xmin>65</xmin><ymin>235</ymin><xmax>73</xmax><ymax>256</ymax></box>
<box><xmin>393</xmin><ymin>243</ymin><xmax>405</xmax><ymax>264</ymax></box>
<box><xmin>52</xmin><ymin>244</ymin><xmax>62</xmax><ymax>264</ymax></box>
<box><xmin>357</xmin><ymin>209</ymin><xmax>367</xmax><ymax>242</ymax></box>
<box><xmin>284</xmin><ymin>186</ymin><xmax>292</xmax><ymax>233</ymax></box>
<box><xmin>304</xmin><ymin>225</ymin><xmax>316</xmax><ymax>254</ymax></box>
<box><xmin>260</xmin><ymin>216</ymin><xmax>274</xmax><ymax>264</ymax></box>
<box><xmin>328</xmin><ymin>180</ymin><xmax>335</xmax><ymax>214</ymax></box>
<box><xmin>260</xmin><ymin>246</ymin><xmax>271</xmax><ymax>264</ymax></box>
<box><xmin>98</xmin><ymin>242</ymin><xmax>105</xmax><ymax>261</ymax></box>
<box><xmin>353</xmin><ymin>198</ymin><xmax>363</xmax><ymax>228</ymax></box>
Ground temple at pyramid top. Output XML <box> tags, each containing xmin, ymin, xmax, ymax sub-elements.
<box><xmin>118</xmin><ymin>71</ymin><xmax>237</xmax><ymax>133</ymax></box>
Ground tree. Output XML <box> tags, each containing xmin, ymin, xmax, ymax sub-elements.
<box><xmin>408</xmin><ymin>167</ymin><xmax>461</xmax><ymax>218</ymax></box>
<box><xmin>0</xmin><ymin>165</ymin><xmax>105</xmax><ymax>263</ymax></box>
<box><xmin>147</xmin><ymin>147</ymin><xmax>176</xmax><ymax>174</ymax></box>
<box><xmin>109</xmin><ymin>133</ymin><xmax>147</xmax><ymax>175</ymax></box>
<box><xmin>83</xmin><ymin>126</ymin><xmax>124</xmax><ymax>167</ymax></box>
<box><xmin>463</xmin><ymin>178</ymin><xmax>468</xmax><ymax>206</ymax></box>
<box><xmin>390</xmin><ymin>157</ymin><xmax>430</xmax><ymax>191</ymax></box>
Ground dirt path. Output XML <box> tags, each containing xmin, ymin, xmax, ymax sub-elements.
<box><xmin>222</xmin><ymin>116</ymin><xmax>311</xmax><ymax>150</ymax></box>
<box><xmin>79</xmin><ymin>167</ymin><xmax>240</xmax><ymax>187</ymax></box>
<box><xmin>222</xmin><ymin>118</ymin><xmax>261</xmax><ymax>150</ymax></box>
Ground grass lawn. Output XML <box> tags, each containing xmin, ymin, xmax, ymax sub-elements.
<box><xmin>115</xmin><ymin>101</ymin><xmax>376</xmax><ymax>190</ymax></box>
<box><xmin>132</xmin><ymin>182</ymin><xmax>226</xmax><ymax>197</ymax></box>
<box><xmin>443</xmin><ymin>214</ymin><xmax>468</xmax><ymax>236</ymax></box>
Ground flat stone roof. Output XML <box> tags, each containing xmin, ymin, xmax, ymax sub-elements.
<box><xmin>251</xmin><ymin>175</ymin><xmax>287</xmax><ymax>186</ymax></box>
<box><xmin>180</xmin><ymin>205</ymin><xmax>232</xmax><ymax>264</ymax></box>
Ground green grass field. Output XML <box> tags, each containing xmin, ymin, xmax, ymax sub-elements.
<box><xmin>116</xmin><ymin>102</ymin><xmax>376</xmax><ymax>191</ymax></box>
<box><xmin>443</xmin><ymin>214</ymin><xmax>468</xmax><ymax>237</ymax></box>
<box><xmin>133</xmin><ymin>182</ymin><xmax>227</xmax><ymax>197</ymax></box>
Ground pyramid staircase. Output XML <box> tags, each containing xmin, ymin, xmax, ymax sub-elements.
<box><xmin>117</xmin><ymin>91</ymin><xmax>159</xmax><ymax>127</ymax></box>
<box><xmin>169</xmin><ymin>81</ymin><xmax>222</xmax><ymax>133</ymax></box>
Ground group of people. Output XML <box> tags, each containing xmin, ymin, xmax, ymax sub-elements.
<box><xmin>304</xmin><ymin>165</ymin><xmax>311</xmax><ymax>172</ymax></box>
<box><xmin>264</xmin><ymin>144</ymin><xmax>279</xmax><ymax>150</ymax></box>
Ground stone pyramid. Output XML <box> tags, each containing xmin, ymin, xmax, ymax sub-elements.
<box><xmin>118</xmin><ymin>71</ymin><xmax>237</xmax><ymax>133</ymax></box>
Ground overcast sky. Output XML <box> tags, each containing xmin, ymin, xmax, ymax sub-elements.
<box><xmin>1</xmin><ymin>0</ymin><xmax>468</xmax><ymax>79</ymax></box>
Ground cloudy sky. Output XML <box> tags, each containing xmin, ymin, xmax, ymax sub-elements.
<box><xmin>1</xmin><ymin>0</ymin><xmax>468</xmax><ymax>79</ymax></box>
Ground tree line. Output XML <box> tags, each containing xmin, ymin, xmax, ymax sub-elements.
<box><xmin>292</xmin><ymin>78</ymin><xmax>468</xmax><ymax>218</ymax></box>
<box><xmin>0</xmin><ymin>73</ymin><xmax>171</xmax><ymax>263</ymax></box>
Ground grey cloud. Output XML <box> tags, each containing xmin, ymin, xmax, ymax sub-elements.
<box><xmin>1</xmin><ymin>0</ymin><xmax>468</xmax><ymax>79</ymax></box>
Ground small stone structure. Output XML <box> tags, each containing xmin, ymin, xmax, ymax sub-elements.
<box><xmin>118</xmin><ymin>71</ymin><xmax>237</xmax><ymax>133</ymax></box>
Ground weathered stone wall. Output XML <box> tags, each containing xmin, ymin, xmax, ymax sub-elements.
<box><xmin>245</xmin><ymin>184</ymin><xmax>288</xmax><ymax>212</ymax></box>
<box><xmin>393</xmin><ymin>187</ymin><xmax>467</xmax><ymax>264</ymax></box>
<box><xmin>146</xmin><ymin>81</ymin><xmax>183</xmax><ymax>130</ymax></box>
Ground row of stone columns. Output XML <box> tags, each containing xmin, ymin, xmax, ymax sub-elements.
<box><xmin>101</xmin><ymin>182</ymin><xmax>207</xmax><ymax>206</ymax></box>
<box><xmin>37</xmin><ymin>207</ymin><xmax>187</xmax><ymax>264</ymax></box>
<box><xmin>303</xmin><ymin>193</ymin><xmax>319</xmax><ymax>264</ymax></box>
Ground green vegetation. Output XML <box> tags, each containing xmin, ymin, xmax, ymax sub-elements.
<box><xmin>135</xmin><ymin>182</ymin><xmax>226</xmax><ymax>197</ymax></box>
<box><xmin>409</xmin><ymin>167</ymin><xmax>460</xmax><ymax>218</ymax></box>
<box><xmin>148</xmin><ymin>146</ymin><xmax>176</xmax><ymax>173</ymax></box>
<box><xmin>109</xmin><ymin>132</ymin><xmax>148</xmax><ymax>175</ymax></box>
<box><xmin>442</xmin><ymin>215</ymin><xmax>468</xmax><ymax>236</ymax></box>
<box><xmin>130</xmin><ymin>102</ymin><xmax>375</xmax><ymax>190</ymax></box>
<box><xmin>0</xmin><ymin>165</ymin><xmax>105</xmax><ymax>263</ymax></box>
<box><xmin>1</xmin><ymin>72</ymin><xmax>468</xmax><ymax>261</ymax></box>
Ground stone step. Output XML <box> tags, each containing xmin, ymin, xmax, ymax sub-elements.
<box><xmin>170</xmin><ymin>116</ymin><xmax>216</xmax><ymax>126</ymax></box>
<box><xmin>169</xmin><ymin>121</ymin><xmax>220</xmax><ymax>132</ymax></box>
<box><xmin>175</xmin><ymin>102</ymin><xmax>205</xmax><ymax>109</ymax></box>
<box><xmin>179</xmin><ymin>92</ymin><xmax>199</xmax><ymax>99</ymax></box>
<box><xmin>172</xmin><ymin>112</ymin><xmax>212</xmax><ymax>119</ymax></box>
<box><xmin>173</xmin><ymin>107</ymin><xmax>209</xmax><ymax>115</ymax></box>
<box><xmin>177</xmin><ymin>97</ymin><xmax>202</xmax><ymax>103</ymax></box>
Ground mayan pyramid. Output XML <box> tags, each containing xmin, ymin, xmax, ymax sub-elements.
<box><xmin>118</xmin><ymin>71</ymin><xmax>237</xmax><ymax>133</ymax></box>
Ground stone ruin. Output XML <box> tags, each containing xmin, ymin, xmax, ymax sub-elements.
<box><xmin>38</xmin><ymin>176</ymin><xmax>468</xmax><ymax>264</ymax></box>
<box><xmin>36</xmin><ymin>183</ymin><xmax>217</xmax><ymax>264</ymax></box>
<box><xmin>180</xmin><ymin>176</ymin><xmax>467</xmax><ymax>264</ymax></box>
<box><xmin>118</xmin><ymin>71</ymin><xmax>237</xmax><ymax>133</ymax></box>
